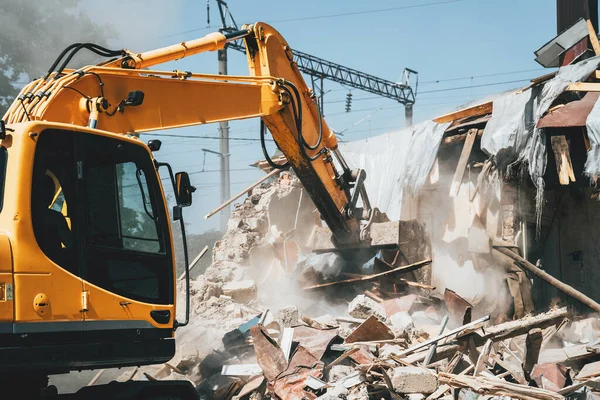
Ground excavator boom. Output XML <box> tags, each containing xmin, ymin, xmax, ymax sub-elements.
<box><xmin>5</xmin><ymin>23</ymin><xmax>382</xmax><ymax>248</ymax></box>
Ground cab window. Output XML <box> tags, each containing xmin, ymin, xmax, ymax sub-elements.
<box><xmin>82</xmin><ymin>133</ymin><xmax>172</xmax><ymax>304</ymax></box>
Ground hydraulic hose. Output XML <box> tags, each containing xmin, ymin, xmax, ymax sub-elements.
<box><xmin>260</xmin><ymin>120</ymin><xmax>290</xmax><ymax>170</ymax></box>
<box><xmin>280</xmin><ymin>81</ymin><xmax>327</xmax><ymax>162</ymax></box>
<box><xmin>47</xmin><ymin>43</ymin><xmax>124</xmax><ymax>80</ymax></box>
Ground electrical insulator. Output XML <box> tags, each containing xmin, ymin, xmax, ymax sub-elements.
<box><xmin>345</xmin><ymin>92</ymin><xmax>353</xmax><ymax>113</ymax></box>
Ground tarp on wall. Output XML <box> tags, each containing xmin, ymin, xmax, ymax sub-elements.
<box><xmin>340</xmin><ymin>120</ymin><xmax>450</xmax><ymax>220</ymax></box>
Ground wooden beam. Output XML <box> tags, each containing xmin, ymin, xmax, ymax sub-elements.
<box><xmin>494</xmin><ymin>246</ymin><xmax>600</xmax><ymax>312</ymax></box>
<box><xmin>479</xmin><ymin>305</ymin><xmax>568</xmax><ymax>343</ymax></box>
<box><xmin>588</xmin><ymin>19</ymin><xmax>600</xmax><ymax>56</ymax></box>
<box><xmin>205</xmin><ymin>167</ymin><xmax>287</xmax><ymax>219</ymax></box>
<box><xmin>474</xmin><ymin>339</ymin><xmax>493</xmax><ymax>376</ymax></box>
<box><xmin>442</xmin><ymin>129</ymin><xmax>483</xmax><ymax>146</ymax></box>
<box><xmin>567</xmin><ymin>81</ymin><xmax>600</xmax><ymax>92</ymax></box>
<box><xmin>516</xmin><ymin>71</ymin><xmax>558</xmax><ymax>94</ymax></box>
<box><xmin>594</xmin><ymin>70</ymin><xmax>600</xmax><ymax>80</ymax></box>
<box><xmin>550</xmin><ymin>135</ymin><xmax>576</xmax><ymax>185</ymax></box>
<box><xmin>450</xmin><ymin>129</ymin><xmax>478</xmax><ymax>197</ymax></box>
<box><xmin>302</xmin><ymin>259</ymin><xmax>431</xmax><ymax>290</ymax></box>
<box><xmin>434</xmin><ymin>102</ymin><xmax>493</xmax><ymax>124</ymax></box>
<box><xmin>439</xmin><ymin>372</ymin><xmax>563</xmax><ymax>400</ymax></box>
<box><xmin>522</xmin><ymin>328</ymin><xmax>543</xmax><ymax>380</ymax></box>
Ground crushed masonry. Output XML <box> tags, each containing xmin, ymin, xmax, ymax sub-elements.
<box><xmin>116</xmin><ymin>42</ymin><xmax>600</xmax><ymax>398</ymax></box>
<box><xmin>117</xmin><ymin>171</ymin><xmax>600</xmax><ymax>399</ymax></box>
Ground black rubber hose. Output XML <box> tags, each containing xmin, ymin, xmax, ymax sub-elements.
<box><xmin>44</xmin><ymin>43</ymin><xmax>82</xmax><ymax>79</ymax></box>
<box><xmin>53</xmin><ymin>43</ymin><xmax>124</xmax><ymax>79</ymax></box>
<box><xmin>281</xmin><ymin>82</ymin><xmax>326</xmax><ymax>162</ymax></box>
<box><xmin>260</xmin><ymin>120</ymin><xmax>290</xmax><ymax>170</ymax></box>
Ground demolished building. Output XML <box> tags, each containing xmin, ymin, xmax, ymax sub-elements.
<box><xmin>100</xmin><ymin>11</ymin><xmax>600</xmax><ymax>400</ymax></box>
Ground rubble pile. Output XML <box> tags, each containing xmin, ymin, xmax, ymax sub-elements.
<box><xmin>119</xmin><ymin>171</ymin><xmax>600</xmax><ymax>399</ymax></box>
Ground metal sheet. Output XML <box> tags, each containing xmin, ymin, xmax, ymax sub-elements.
<box><xmin>535</xmin><ymin>18</ymin><xmax>589</xmax><ymax>67</ymax></box>
<box><xmin>443</xmin><ymin>288</ymin><xmax>473</xmax><ymax>325</ymax></box>
<box><xmin>537</xmin><ymin>92</ymin><xmax>600</xmax><ymax>128</ymax></box>
<box><xmin>344</xmin><ymin>315</ymin><xmax>394</xmax><ymax>344</ymax></box>
<box><xmin>250</xmin><ymin>325</ymin><xmax>288</xmax><ymax>382</ymax></box>
<box><xmin>292</xmin><ymin>325</ymin><xmax>339</xmax><ymax>361</ymax></box>
<box><xmin>272</xmin><ymin>363</ymin><xmax>323</xmax><ymax>400</ymax></box>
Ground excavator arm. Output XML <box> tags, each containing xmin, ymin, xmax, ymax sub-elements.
<box><xmin>5</xmin><ymin>23</ymin><xmax>398</xmax><ymax>250</ymax></box>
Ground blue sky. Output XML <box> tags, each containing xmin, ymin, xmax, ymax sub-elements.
<box><xmin>85</xmin><ymin>0</ymin><xmax>557</xmax><ymax>233</ymax></box>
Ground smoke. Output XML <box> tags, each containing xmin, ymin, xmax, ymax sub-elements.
<box><xmin>79</xmin><ymin>0</ymin><xmax>184</xmax><ymax>50</ymax></box>
<box><xmin>421</xmin><ymin>151</ymin><xmax>513</xmax><ymax>319</ymax></box>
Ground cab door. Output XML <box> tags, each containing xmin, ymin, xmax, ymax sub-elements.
<box><xmin>77</xmin><ymin>132</ymin><xmax>175</xmax><ymax>332</ymax></box>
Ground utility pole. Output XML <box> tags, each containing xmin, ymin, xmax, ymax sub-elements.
<box><xmin>215</xmin><ymin>0</ymin><xmax>232</xmax><ymax>233</ymax></box>
<box><xmin>218</xmin><ymin>46</ymin><xmax>230</xmax><ymax>233</ymax></box>
<box><xmin>405</xmin><ymin>104</ymin><xmax>413</xmax><ymax>127</ymax></box>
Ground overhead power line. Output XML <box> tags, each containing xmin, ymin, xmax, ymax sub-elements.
<box><xmin>419</xmin><ymin>68</ymin><xmax>548</xmax><ymax>85</ymax></box>
<box><xmin>144</xmin><ymin>133</ymin><xmax>272</xmax><ymax>142</ymax></box>
<box><xmin>161</xmin><ymin>0</ymin><xmax>469</xmax><ymax>39</ymax></box>
<box><xmin>267</xmin><ymin>0</ymin><xmax>468</xmax><ymax>23</ymax></box>
<box><xmin>419</xmin><ymin>78</ymin><xmax>531</xmax><ymax>94</ymax></box>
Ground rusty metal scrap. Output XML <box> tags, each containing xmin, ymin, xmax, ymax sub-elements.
<box><xmin>537</xmin><ymin>91</ymin><xmax>600</xmax><ymax>128</ymax></box>
<box><xmin>250</xmin><ymin>325</ymin><xmax>288</xmax><ymax>382</ymax></box>
<box><xmin>292</xmin><ymin>325</ymin><xmax>339</xmax><ymax>361</ymax></box>
<box><xmin>271</xmin><ymin>363</ymin><xmax>324</xmax><ymax>400</ymax></box>
<box><xmin>344</xmin><ymin>315</ymin><xmax>395</xmax><ymax>344</ymax></box>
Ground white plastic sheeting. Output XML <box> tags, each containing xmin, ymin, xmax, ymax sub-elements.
<box><xmin>525</xmin><ymin>56</ymin><xmax>600</xmax><ymax>182</ymax></box>
<box><xmin>583</xmin><ymin>59</ymin><xmax>600</xmax><ymax>177</ymax></box>
<box><xmin>482</xmin><ymin>56</ymin><xmax>600</xmax><ymax>231</ymax></box>
<box><xmin>480</xmin><ymin>89</ymin><xmax>534</xmax><ymax>165</ymax></box>
<box><xmin>341</xmin><ymin>57</ymin><xmax>600</xmax><ymax>230</ymax></box>
<box><xmin>483</xmin><ymin>56</ymin><xmax>600</xmax><ymax>171</ymax></box>
<box><xmin>340</xmin><ymin>120</ymin><xmax>449</xmax><ymax>220</ymax></box>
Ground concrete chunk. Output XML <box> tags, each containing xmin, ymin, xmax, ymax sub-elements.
<box><xmin>348</xmin><ymin>294</ymin><xmax>386</xmax><ymax>320</ymax></box>
<box><xmin>278</xmin><ymin>305</ymin><xmax>299</xmax><ymax>328</ymax></box>
<box><xmin>389</xmin><ymin>312</ymin><xmax>415</xmax><ymax>337</ymax></box>
<box><xmin>391</xmin><ymin>366</ymin><xmax>438</xmax><ymax>394</ymax></box>
<box><xmin>222</xmin><ymin>280</ymin><xmax>257</xmax><ymax>304</ymax></box>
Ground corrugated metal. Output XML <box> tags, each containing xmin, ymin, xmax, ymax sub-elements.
<box><xmin>557</xmin><ymin>0</ymin><xmax>598</xmax><ymax>35</ymax></box>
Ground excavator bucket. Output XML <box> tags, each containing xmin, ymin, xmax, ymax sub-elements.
<box><xmin>310</xmin><ymin>218</ymin><xmax>432</xmax><ymax>273</ymax></box>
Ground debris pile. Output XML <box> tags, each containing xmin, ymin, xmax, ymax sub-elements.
<box><xmin>113</xmin><ymin>171</ymin><xmax>600</xmax><ymax>399</ymax></box>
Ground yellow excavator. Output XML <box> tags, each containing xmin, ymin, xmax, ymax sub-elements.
<box><xmin>0</xmin><ymin>22</ymin><xmax>427</xmax><ymax>399</ymax></box>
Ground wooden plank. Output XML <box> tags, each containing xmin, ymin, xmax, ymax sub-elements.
<box><xmin>588</xmin><ymin>19</ymin><xmax>600</xmax><ymax>56</ymax></box>
<box><xmin>439</xmin><ymin>372</ymin><xmax>563</xmax><ymax>400</ymax></box>
<box><xmin>523</xmin><ymin>328</ymin><xmax>543</xmax><ymax>380</ymax></box>
<box><xmin>479</xmin><ymin>305</ymin><xmax>568</xmax><ymax>342</ymax></box>
<box><xmin>576</xmin><ymin>360</ymin><xmax>600</xmax><ymax>380</ymax></box>
<box><xmin>434</xmin><ymin>102</ymin><xmax>493</xmax><ymax>124</ymax></box>
<box><xmin>494</xmin><ymin>246</ymin><xmax>600</xmax><ymax>312</ymax></box>
<box><xmin>550</xmin><ymin>135</ymin><xmax>576</xmax><ymax>185</ymax></box>
<box><xmin>474</xmin><ymin>339</ymin><xmax>493</xmax><ymax>376</ymax></box>
<box><xmin>516</xmin><ymin>71</ymin><xmax>558</xmax><ymax>94</ymax></box>
<box><xmin>177</xmin><ymin>245</ymin><xmax>209</xmax><ymax>280</ymax></box>
<box><xmin>442</xmin><ymin>129</ymin><xmax>483</xmax><ymax>146</ymax></box>
<box><xmin>449</xmin><ymin>129</ymin><xmax>478</xmax><ymax>197</ymax></box>
<box><xmin>567</xmin><ymin>82</ymin><xmax>600</xmax><ymax>92</ymax></box>
<box><xmin>205</xmin><ymin>167</ymin><xmax>287</xmax><ymax>219</ymax></box>
<box><xmin>302</xmin><ymin>259</ymin><xmax>431</xmax><ymax>290</ymax></box>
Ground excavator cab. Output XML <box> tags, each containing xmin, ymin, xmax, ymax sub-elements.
<box><xmin>0</xmin><ymin>121</ymin><xmax>193</xmax><ymax>380</ymax></box>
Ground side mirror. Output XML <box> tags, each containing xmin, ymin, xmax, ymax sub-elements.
<box><xmin>175</xmin><ymin>172</ymin><xmax>195</xmax><ymax>207</ymax></box>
